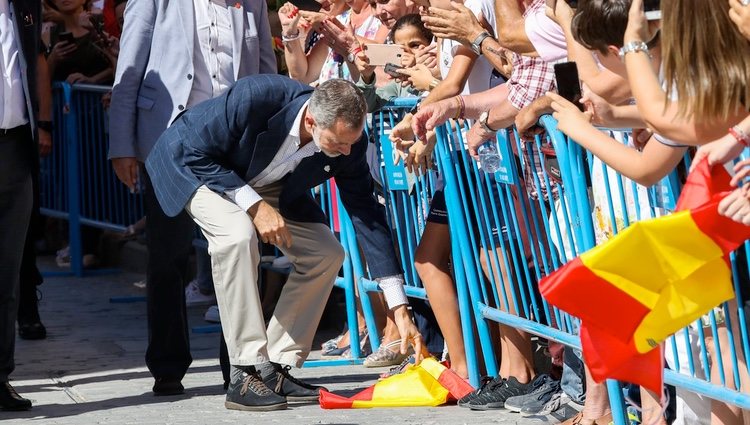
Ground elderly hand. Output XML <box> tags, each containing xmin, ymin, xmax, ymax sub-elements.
<box><xmin>515</xmin><ymin>104</ymin><xmax>545</xmax><ymax>140</ymax></box>
<box><xmin>319</xmin><ymin>18</ymin><xmax>358</xmax><ymax>56</ymax></box>
<box><xmin>420</xmin><ymin>1</ymin><xmax>484</xmax><ymax>46</ymax></box>
<box><xmin>729</xmin><ymin>0</ymin><xmax>750</xmax><ymax>41</ymax></box>
<box><xmin>411</xmin><ymin>98</ymin><xmax>458</xmax><ymax>141</ymax></box>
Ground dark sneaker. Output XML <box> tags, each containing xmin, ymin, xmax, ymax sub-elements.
<box><xmin>464</xmin><ymin>376</ymin><xmax>533</xmax><ymax>410</ymax></box>
<box><xmin>263</xmin><ymin>364</ymin><xmax>326</xmax><ymax>402</ymax></box>
<box><xmin>457</xmin><ymin>376</ymin><xmax>502</xmax><ymax>407</ymax></box>
<box><xmin>521</xmin><ymin>384</ymin><xmax>570</xmax><ymax>416</ymax></box>
<box><xmin>504</xmin><ymin>374</ymin><xmax>556</xmax><ymax>413</ymax></box>
<box><xmin>225</xmin><ymin>370</ymin><xmax>287</xmax><ymax>411</ymax></box>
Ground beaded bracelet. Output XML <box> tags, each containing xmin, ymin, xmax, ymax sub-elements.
<box><xmin>729</xmin><ymin>126</ymin><xmax>750</xmax><ymax>147</ymax></box>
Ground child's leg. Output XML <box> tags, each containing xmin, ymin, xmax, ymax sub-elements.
<box><xmin>415</xmin><ymin>221</ymin><xmax>468</xmax><ymax>377</ymax></box>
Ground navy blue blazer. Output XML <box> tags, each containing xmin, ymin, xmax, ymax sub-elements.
<box><xmin>146</xmin><ymin>74</ymin><xmax>401</xmax><ymax>278</ymax></box>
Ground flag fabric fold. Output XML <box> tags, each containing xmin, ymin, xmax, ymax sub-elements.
<box><xmin>319</xmin><ymin>358</ymin><xmax>474</xmax><ymax>409</ymax></box>
<box><xmin>539</xmin><ymin>159</ymin><xmax>750</xmax><ymax>393</ymax></box>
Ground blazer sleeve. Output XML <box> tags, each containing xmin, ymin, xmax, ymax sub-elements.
<box><xmin>108</xmin><ymin>0</ymin><xmax>157</xmax><ymax>159</ymax></box>
<box><xmin>335</xmin><ymin>136</ymin><xmax>403</xmax><ymax>279</ymax></box>
<box><xmin>255</xmin><ymin>1</ymin><xmax>277</xmax><ymax>75</ymax></box>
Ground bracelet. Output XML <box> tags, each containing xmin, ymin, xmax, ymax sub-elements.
<box><xmin>281</xmin><ymin>31</ymin><xmax>301</xmax><ymax>43</ymax></box>
<box><xmin>428</xmin><ymin>78</ymin><xmax>440</xmax><ymax>91</ymax></box>
<box><xmin>457</xmin><ymin>95</ymin><xmax>465</xmax><ymax>119</ymax></box>
<box><xmin>729</xmin><ymin>126</ymin><xmax>750</xmax><ymax>147</ymax></box>
<box><xmin>453</xmin><ymin>96</ymin><xmax>462</xmax><ymax>120</ymax></box>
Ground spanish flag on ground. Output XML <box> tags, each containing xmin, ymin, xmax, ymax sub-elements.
<box><xmin>319</xmin><ymin>358</ymin><xmax>474</xmax><ymax>408</ymax></box>
<box><xmin>540</xmin><ymin>159</ymin><xmax>750</xmax><ymax>393</ymax></box>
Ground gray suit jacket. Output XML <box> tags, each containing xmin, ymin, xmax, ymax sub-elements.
<box><xmin>108</xmin><ymin>0</ymin><xmax>276</xmax><ymax>161</ymax></box>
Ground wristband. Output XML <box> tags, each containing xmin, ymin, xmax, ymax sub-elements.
<box><xmin>281</xmin><ymin>31</ymin><xmax>301</xmax><ymax>43</ymax></box>
<box><xmin>428</xmin><ymin>78</ymin><xmax>440</xmax><ymax>91</ymax></box>
<box><xmin>729</xmin><ymin>126</ymin><xmax>750</xmax><ymax>147</ymax></box>
<box><xmin>453</xmin><ymin>96</ymin><xmax>462</xmax><ymax>120</ymax></box>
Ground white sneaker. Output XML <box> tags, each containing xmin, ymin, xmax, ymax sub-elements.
<box><xmin>185</xmin><ymin>280</ymin><xmax>216</xmax><ymax>307</ymax></box>
<box><xmin>204</xmin><ymin>305</ymin><xmax>221</xmax><ymax>323</ymax></box>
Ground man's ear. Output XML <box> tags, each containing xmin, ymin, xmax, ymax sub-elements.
<box><xmin>304</xmin><ymin>113</ymin><xmax>315</xmax><ymax>131</ymax></box>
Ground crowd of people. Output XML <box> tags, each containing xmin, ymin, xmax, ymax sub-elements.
<box><xmin>2</xmin><ymin>0</ymin><xmax>750</xmax><ymax>424</ymax></box>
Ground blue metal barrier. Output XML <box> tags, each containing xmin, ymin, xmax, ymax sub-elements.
<box><xmin>538</xmin><ymin>119</ymin><xmax>750</xmax><ymax>419</ymax></box>
<box><xmin>40</xmin><ymin>83</ymin><xmax>144</xmax><ymax>276</ymax></box>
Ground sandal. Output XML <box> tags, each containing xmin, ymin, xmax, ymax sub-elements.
<box><xmin>363</xmin><ymin>339</ymin><xmax>411</xmax><ymax>368</ymax></box>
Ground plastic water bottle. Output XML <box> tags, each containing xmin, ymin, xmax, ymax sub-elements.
<box><xmin>478</xmin><ymin>142</ymin><xmax>501</xmax><ymax>173</ymax></box>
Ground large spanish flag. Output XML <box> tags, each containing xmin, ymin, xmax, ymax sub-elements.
<box><xmin>540</xmin><ymin>159</ymin><xmax>750</xmax><ymax>393</ymax></box>
<box><xmin>319</xmin><ymin>358</ymin><xmax>474</xmax><ymax>409</ymax></box>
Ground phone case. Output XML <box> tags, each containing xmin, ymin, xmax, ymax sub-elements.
<box><xmin>363</xmin><ymin>44</ymin><xmax>404</xmax><ymax>66</ymax></box>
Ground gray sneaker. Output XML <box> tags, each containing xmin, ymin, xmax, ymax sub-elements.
<box><xmin>504</xmin><ymin>374</ymin><xmax>556</xmax><ymax>413</ymax></box>
<box><xmin>521</xmin><ymin>386</ymin><xmax>570</xmax><ymax>417</ymax></box>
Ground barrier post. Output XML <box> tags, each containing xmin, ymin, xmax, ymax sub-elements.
<box><xmin>62</xmin><ymin>83</ymin><xmax>84</xmax><ymax>277</ymax></box>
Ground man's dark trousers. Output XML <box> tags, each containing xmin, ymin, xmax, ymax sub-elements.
<box><xmin>0</xmin><ymin>126</ymin><xmax>34</xmax><ymax>381</ymax></box>
<box><xmin>143</xmin><ymin>169</ymin><xmax>195</xmax><ymax>381</ymax></box>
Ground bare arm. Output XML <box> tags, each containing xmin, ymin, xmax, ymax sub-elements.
<box><xmin>494</xmin><ymin>0</ymin><xmax>536</xmax><ymax>55</ymax></box>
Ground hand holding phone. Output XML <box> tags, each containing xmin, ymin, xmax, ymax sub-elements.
<box><xmin>58</xmin><ymin>31</ymin><xmax>75</xmax><ymax>44</ymax></box>
<box><xmin>553</xmin><ymin>62</ymin><xmax>584</xmax><ymax>112</ymax></box>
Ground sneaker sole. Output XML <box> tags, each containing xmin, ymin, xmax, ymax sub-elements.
<box><xmin>285</xmin><ymin>395</ymin><xmax>321</xmax><ymax>402</ymax></box>
<box><xmin>504</xmin><ymin>404</ymin><xmax>523</xmax><ymax>413</ymax></box>
<box><xmin>224</xmin><ymin>401</ymin><xmax>288</xmax><ymax>411</ymax></box>
<box><xmin>467</xmin><ymin>402</ymin><xmax>506</xmax><ymax>411</ymax></box>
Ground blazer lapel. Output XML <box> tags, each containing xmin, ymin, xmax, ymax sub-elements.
<box><xmin>176</xmin><ymin>0</ymin><xmax>195</xmax><ymax>64</ymax></box>
<box><xmin>246</xmin><ymin>95</ymin><xmax>310</xmax><ymax>180</ymax></box>
<box><xmin>229</xmin><ymin>2</ymin><xmax>245</xmax><ymax>80</ymax></box>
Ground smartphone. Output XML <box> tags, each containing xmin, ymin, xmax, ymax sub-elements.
<box><xmin>384</xmin><ymin>63</ymin><xmax>406</xmax><ymax>78</ymax></box>
<box><xmin>58</xmin><ymin>31</ymin><xmax>75</xmax><ymax>44</ymax></box>
<box><xmin>363</xmin><ymin>44</ymin><xmax>404</xmax><ymax>67</ymax></box>
<box><xmin>644</xmin><ymin>0</ymin><xmax>661</xmax><ymax>20</ymax></box>
<box><xmin>553</xmin><ymin>62</ymin><xmax>584</xmax><ymax>112</ymax></box>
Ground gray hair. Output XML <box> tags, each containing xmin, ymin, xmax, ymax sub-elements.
<box><xmin>308</xmin><ymin>79</ymin><xmax>367</xmax><ymax>130</ymax></box>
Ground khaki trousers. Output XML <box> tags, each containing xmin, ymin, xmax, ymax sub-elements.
<box><xmin>186</xmin><ymin>183</ymin><xmax>344</xmax><ymax>367</ymax></box>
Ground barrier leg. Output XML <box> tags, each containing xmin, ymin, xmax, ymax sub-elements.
<box><xmin>63</xmin><ymin>84</ymin><xmax>84</xmax><ymax>277</ymax></box>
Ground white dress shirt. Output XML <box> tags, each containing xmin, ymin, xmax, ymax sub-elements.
<box><xmin>187</xmin><ymin>0</ymin><xmax>236</xmax><ymax>107</ymax></box>
<box><xmin>0</xmin><ymin>0</ymin><xmax>28</xmax><ymax>129</ymax></box>
<box><xmin>225</xmin><ymin>101</ymin><xmax>320</xmax><ymax>212</ymax></box>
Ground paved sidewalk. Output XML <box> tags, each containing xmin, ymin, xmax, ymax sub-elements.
<box><xmin>5</xmin><ymin>260</ymin><xmax>571</xmax><ymax>425</ymax></box>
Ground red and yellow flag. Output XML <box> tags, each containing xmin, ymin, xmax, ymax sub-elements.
<box><xmin>540</xmin><ymin>159</ymin><xmax>750</xmax><ymax>393</ymax></box>
<box><xmin>319</xmin><ymin>358</ymin><xmax>473</xmax><ymax>409</ymax></box>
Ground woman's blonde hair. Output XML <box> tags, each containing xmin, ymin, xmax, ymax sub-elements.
<box><xmin>661</xmin><ymin>0</ymin><xmax>750</xmax><ymax>124</ymax></box>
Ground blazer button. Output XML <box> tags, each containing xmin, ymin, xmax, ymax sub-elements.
<box><xmin>178</xmin><ymin>105</ymin><xmax>185</xmax><ymax>111</ymax></box>
<box><xmin>187</xmin><ymin>74</ymin><xmax>192</xmax><ymax>80</ymax></box>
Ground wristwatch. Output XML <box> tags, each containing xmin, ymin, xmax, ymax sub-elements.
<box><xmin>479</xmin><ymin>111</ymin><xmax>497</xmax><ymax>133</ymax></box>
<box><xmin>619</xmin><ymin>41</ymin><xmax>650</xmax><ymax>59</ymax></box>
<box><xmin>470</xmin><ymin>31</ymin><xmax>492</xmax><ymax>56</ymax></box>
<box><xmin>37</xmin><ymin>120</ymin><xmax>53</xmax><ymax>132</ymax></box>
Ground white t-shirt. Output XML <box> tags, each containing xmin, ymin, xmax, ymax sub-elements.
<box><xmin>438</xmin><ymin>0</ymin><xmax>497</xmax><ymax>95</ymax></box>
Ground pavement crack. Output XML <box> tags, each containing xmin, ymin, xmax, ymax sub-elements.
<box><xmin>50</xmin><ymin>375</ymin><xmax>88</xmax><ymax>404</ymax></box>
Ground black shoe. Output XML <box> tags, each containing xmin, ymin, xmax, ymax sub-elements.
<box><xmin>152</xmin><ymin>378</ymin><xmax>184</xmax><ymax>396</ymax></box>
<box><xmin>225</xmin><ymin>369</ymin><xmax>287</xmax><ymax>411</ymax></box>
<box><xmin>0</xmin><ymin>382</ymin><xmax>32</xmax><ymax>411</ymax></box>
<box><xmin>18</xmin><ymin>320</ymin><xmax>46</xmax><ymax>340</ymax></box>
<box><xmin>263</xmin><ymin>363</ymin><xmax>326</xmax><ymax>402</ymax></box>
<box><xmin>463</xmin><ymin>376</ymin><xmax>533</xmax><ymax>410</ymax></box>
<box><xmin>457</xmin><ymin>375</ymin><xmax>497</xmax><ymax>407</ymax></box>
